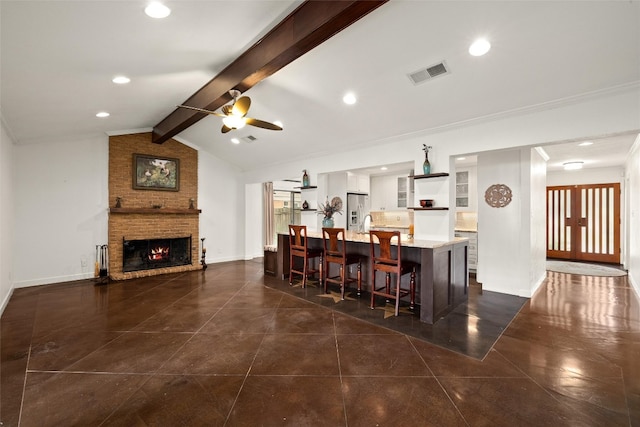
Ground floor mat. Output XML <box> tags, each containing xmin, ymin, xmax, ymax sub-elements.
<box><xmin>547</xmin><ymin>260</ymin><xmax>627</xmax><ymax>277</ymax></box>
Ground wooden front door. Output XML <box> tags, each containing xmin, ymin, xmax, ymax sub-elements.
<box><xmin>547</xmin><ymin>183</ymin><xmax>620</xmax><ymax>264</ymax></box>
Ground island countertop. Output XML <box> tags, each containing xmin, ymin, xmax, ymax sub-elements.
<box><xmin>299</xmin><ymin>230</ymin><xmax>468</xmax><ymax>250</ymax></box>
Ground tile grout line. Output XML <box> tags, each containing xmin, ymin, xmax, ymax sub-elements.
<box><xmin>222</xmin><ymin>292</ymin><xmax>284</xmax><ymax>426</ymax></box>
<box><xmin>407</xmin><ymin>336</ymin><xmax>471</xmax><ymax>427</ymax></box>
<box><xmin>332</xmin><ymin>312</ymin><xmax>349</xmax><ymax>427</ymax></box>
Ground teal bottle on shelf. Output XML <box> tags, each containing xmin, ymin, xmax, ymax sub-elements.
<box><xmin>422</xmin><ymin>144</ymin><xmax>432</xmax><ymax>175</ymax></box>
<box><xmin>302</xmin><ymin>169</ymin><xmax>310</xmax><ymax>187</ymax></box>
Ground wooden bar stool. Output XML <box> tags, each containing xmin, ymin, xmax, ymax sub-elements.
<box><xmin>322</xmin><ymin>227</ymin><xmax>363</xmax><ymax>300</ymax></box>
<box><xmin>369</xmin><ymin>230</ymin><xmax>417</xmax><ymax>316</ymax></box>
<box><xmin>289</xmin><ymin>225</ymin><xmax>322</xmax><ymax>287</ymax></box>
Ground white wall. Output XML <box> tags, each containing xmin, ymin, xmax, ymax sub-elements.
<box><xmin>528</xmin><ymin>148</ymin><xmax>548</xmax><ymax>296</ymax></box>
<box><xmin>547</xmin><ymin>166</ymin><xmax>624</xmax><ymax>186</ymax></box>
<box><xmin>476</xmin><ymin>147</ymin><xmax>546</xmax><ymax>297</ymax></box>
<box><xmin>1</xmin><ymin>118</ymin><xmax>15</xmax><ymax>311</ymax></box>
<box><xmin>13</xmin><ymin>135</ymin><xmax>109</xmax><ymax>287</ymax></box>
<box><xmin>477</xmin><ymin>149</ymin><xmax>526</xmax><ymax>295</ymax></box>
<box><xmin>626</xmin><ymin>136</ymin><xmax>640</xmax><ymax>296</ymax></box>
<box><xmin>198</xmin><ymin>149</ymin><xmax>246</xmax><ymax>263</ymax></box>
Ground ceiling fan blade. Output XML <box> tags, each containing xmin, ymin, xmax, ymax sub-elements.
<box><xmin>232</xmin><ymin>96</ymin><xmax>251</xmax><ymax>117</ymax></box>
<box><xmin>177</xmin><ymin>104</ymin><xmax>225</xmax><ymax>117</ymax></box>
<box><xmin>245</xmin><ymin>117</ymin><xmax>283</xmax><ymax>131</ymax></box>
<box><xmin>221</xmin><ymin>105</ymin><xmax>233</xmax><ymax>115</ymax></box>
<box><xmin>221</xmin><ymin>124</ymin><xmax>233</xmax><ymax>133</ymax></box>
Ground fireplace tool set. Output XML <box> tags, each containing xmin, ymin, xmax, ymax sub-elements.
<box><xmin>201</xmin><ymin>238</ymin><xmax>207</xmax><ymax>270</ymax></box>
<box><xmin>95</xmin><ymin>244</ymin><xmax>109</xmax><ymax>284</ymax></box>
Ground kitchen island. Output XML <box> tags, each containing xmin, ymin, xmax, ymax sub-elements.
<box><xmin>276</xmin><ymin>230</ymin><xmax>469</xmax><ymax>324</ymax></box>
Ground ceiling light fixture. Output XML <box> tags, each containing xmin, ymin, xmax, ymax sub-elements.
<box><xmin>343</xmin><ymin>92</ymin><xmax>357</xmax><ymax>105</ymax></box>
<box><xmin>96</xmin><ymin>112</ymin><xmax>110</xmax><ymax>118</ymax></box>
<box><xmin>380</xmin><ymin>166</ymin><xmax>388</xmax><ymax>171</ymax></box>
<box><xmin>222</xmin><ymin>115</ymin><xmax>246</xmax><ymax>130</ymax></box>
<box><xmin>112</xmin><ymin>76</ymin><xmax>130</xmax><ymax>84</ymax></box>
<box><xmin>273</xmin><ymin>120</ymin><xmax>283</xmax><ymax>128</ymax></box>
<box><xmin>145</xmin><ymin>2</ymin><xmax>171</xmax><ymax>18</ymax></box>
<box><xmin>578</xmin><ymin>141</ymin><xmax>593</xmax><ymax>146</ymax></box>
<box><xmin>456</xmin><ymin>157</ymin><xmax>466</xmax><ymax>161</ymax></box>
<box><xmin>469</xmin><ymin>38</ymin><xmax>491</xmax><ymax>56</ymax></box>
<box><xmin>563</xmin><ymin>161</ymin><xmax>584</xmax><ymax>171</ymax></box>
<box><xmin>231</xmin><ymin>138</ymin><xmax>240</xmax><ymax>144</ymax></box>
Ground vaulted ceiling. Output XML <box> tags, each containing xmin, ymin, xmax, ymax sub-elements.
<box><xmin>1</xmin><ymin>1</ymin><xmax>638</xmax><ymax>173</ymax></box>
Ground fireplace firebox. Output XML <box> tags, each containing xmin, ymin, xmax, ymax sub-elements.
<box><xmin>123</xmin><ymin>236</ymin><xmax>192</xmax><ymax>273</ymax></box>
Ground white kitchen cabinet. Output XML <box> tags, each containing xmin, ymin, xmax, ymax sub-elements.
<box><xmin>455</xmin><ymin>230</ymin><xmax>477</xmax><ymax>271</ymax></box>
<box><xmin>347</xmin><ymin>172</ymin><xmax>370</xmax><ymax>193</ymax></box>
<box><xmin>371</xmin><ymin>175</ymin><xmax>398</xmax><ymax>210</ymax></box>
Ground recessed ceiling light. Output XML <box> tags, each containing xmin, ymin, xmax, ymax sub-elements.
<box><xmin>145</xmin><ymin>2</ymin><xmax>171</xmax><ymax>18</ymax></box>
<box><xmin>456</xmin><ymin>157</ymin><xmax>466</xmax><ymax>161</ymax></box>
<box><xmin>96</xmin><ymin>112</ymin><xmax>110</xmax><ymax>118</ymax></box>
<box><xmin>563</xmin><ymin>161</ymin><xmax>584</xmax><ymax>171</ymax></box>
<box><xmin>231</xmin><ymin>138</ymin><xmax>240</xmax><ymax>144</ymax></box>
<box><xmin>578</xmin><ymin>141</ymin><xmax>593</xmax><ymax>146</ymax></box>
<box><xmin>469</xmin><ymin>38</ymin><xmax>491</xmax><ymax>56</ymax></box>
<box><xmin>380</xmin><ymin>166</ymin><xmax>388</xmax><ymax>171</ymax></box>
<box><xmin>273</xmin><ymin>120</ymin><xmax>283</xmax><ymax>128</ymax></box>
<box><xmin>343</xmin><ymin>92</ymin><xmax>357</xmax><ymax>105</ymax></box>
<box><xmin>112</xmin><ymin>76</ymin><xmax>130</xmax><ymax>84</ymax></box>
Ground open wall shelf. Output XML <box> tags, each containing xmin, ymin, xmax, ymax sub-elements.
<box><xmin>411</xmin><ymin>173</ymin><xmax>449</xmax><ymax>180</ymax></box>
<box><xmin>408</xmin><ymin>207</ymin><xmax>449</xmax><ymax>211</ymax></box>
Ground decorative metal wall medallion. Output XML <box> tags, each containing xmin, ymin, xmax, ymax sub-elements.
<box><xmin>484</xmin><ymin>184</ymin><xmax>513</xmax><ymax>208</ymax></box>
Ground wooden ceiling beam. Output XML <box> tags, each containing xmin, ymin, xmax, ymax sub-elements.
<box><xmin>152</xmin><ymin>0</ymin><xmax>388</xmax><ymax>144</ymax></box>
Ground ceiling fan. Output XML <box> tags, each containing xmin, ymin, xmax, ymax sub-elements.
<box><xmin>177</xmin><ymin>90</ymin><xmax>283</xmax><ymax>134</ymax></box>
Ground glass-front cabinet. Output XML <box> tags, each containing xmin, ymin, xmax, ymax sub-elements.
<box><xmin>455</xmin><ymin>171</ymin><xmax>469</xmax><ymax>208</ymax></box>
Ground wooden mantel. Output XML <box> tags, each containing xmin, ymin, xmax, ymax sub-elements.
<box><xmin>109</xmin><ymin>208</ymin><xmax>202</xmax><ymax>215</ymax></box>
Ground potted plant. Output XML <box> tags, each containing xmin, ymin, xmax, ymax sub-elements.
<box><xmin>318</xmin><ymin>196</ymin><xmax>343</xmax><ymax>228</ymax></box>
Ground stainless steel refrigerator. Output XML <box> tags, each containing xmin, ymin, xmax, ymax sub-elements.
<box><xmin>346</xmin><ymin>193</ymin><xmax>370</xmax><ymax>231</ymax></box>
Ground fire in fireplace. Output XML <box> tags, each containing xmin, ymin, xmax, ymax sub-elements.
<box><xmin>123</xmin><ymin>236</ymin><xmax>191</xmax><ymax>273</ymax></box>
<box><xmin>149</xmin><ymin>245</ymin><xmax>170</xmax><ymax>261</ymax></box>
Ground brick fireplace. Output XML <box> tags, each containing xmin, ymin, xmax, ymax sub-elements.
<box><xmin>108</xmin><ymin>132</ymin><xmax>201</xmax><ymax>280</ymax></box>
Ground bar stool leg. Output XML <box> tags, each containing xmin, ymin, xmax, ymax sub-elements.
<box><xmin>394</xmin><ymin>275</ymin><xmax>401</xmax><ymax>316</ymax></box>
<box><xmin>385</xmin><ymin>273</ymin><xmax>391</xmax><ymax>303</ymax></box>
<box><xmin>409</xmin><ymin>268</ymin><xmax>416</xmax><ymax>310</ymax></box>
<box><xmin>356</xmin><ymin>261</ymin><xmax>362</xmax><ymax>296</ymax></box>
<box><xmin>339</xmin><ymin>264</ymin><xmax>345</xmax><ymax>300</ymax></box>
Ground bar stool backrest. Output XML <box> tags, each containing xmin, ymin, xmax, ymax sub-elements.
<box><xmin>369</xmin><ymin>230</ymin><xmax>402</xmax><ymax>273</ymax></box>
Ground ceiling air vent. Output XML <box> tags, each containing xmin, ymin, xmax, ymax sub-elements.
<box><xmin>241</xmin><ymin>135</ymin><xmax>257</xmax><ymax>143</ymax></box>
<box><xmin>408</xmin><ymin>61</ymin><xmax>450</xmax><ymax>85</ymax></box>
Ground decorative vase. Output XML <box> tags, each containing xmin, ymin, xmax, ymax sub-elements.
<box><xmin>423</xmin><ymin>152</ymin><xmax>431</xmax><ymax>175</ymax></box>
<box><xmin>422</xmin><ymin>144</ymin><xmax>432</xmax><ymax>175</ymax></box>
<box><xmin>302</xmin><ymin>200</ymin><xmax>309</xmax><ymax>210</ymax></box>
<box><xmin>322</xmin><ymin>217</ymin><xmax>334</xmax><ymax>228</ymax></box>
<box><xmin>302</xmin><ymin>169</ymin><xmax>310</xmax><ymax>187</ymax></box>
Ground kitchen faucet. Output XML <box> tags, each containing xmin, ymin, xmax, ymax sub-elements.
<box><xmin>358</xmin><ymin>214</ymin><xmax>372</xmax><ymax>233</ymax></box>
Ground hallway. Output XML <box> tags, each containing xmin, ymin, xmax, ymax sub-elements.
<box><xmin>1</xmin><ymin>260</ymin><xmax>638</xmax><ymax>426</ymax></box>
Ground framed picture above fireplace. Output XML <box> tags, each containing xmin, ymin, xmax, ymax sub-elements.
<box><xmin>133</xmin><ymin>154</ymin><xmax>180</xmax><ymax>191</ymax></box>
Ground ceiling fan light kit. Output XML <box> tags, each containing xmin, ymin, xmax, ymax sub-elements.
<box><xmin>177</xmin><ymin>90</ymin><xmax>282</xmax><ymax>134</ymax></box>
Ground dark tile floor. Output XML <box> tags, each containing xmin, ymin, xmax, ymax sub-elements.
<box><xmin>1</xmin><ymin>260</ymin><xmax>639</xmax><ymax>426</ymax></box>
<box><xmin>265</xmin><ymin>272</ymin><xmax>527</xmax><ymax>360</ymax></box>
